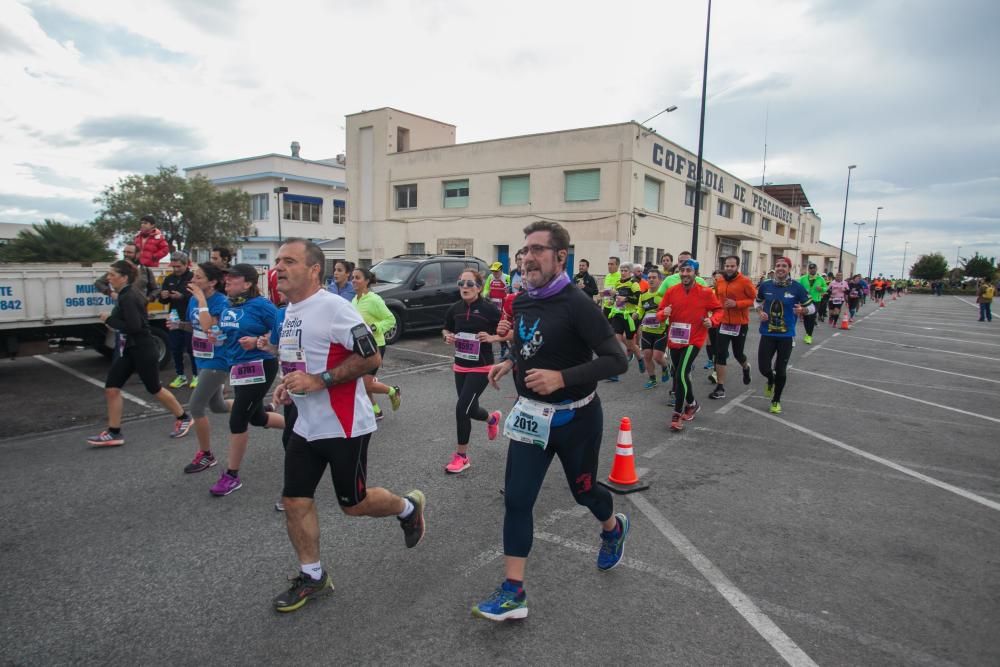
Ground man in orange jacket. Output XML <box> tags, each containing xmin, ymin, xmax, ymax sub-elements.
<box><xmin>709</xmin><ymin>255</ymin><xmax>757</xmax><ymax>399</ymax></box>
<box><xmin>658</xmin><ymin>259</ymin><xmax>722</xmax><ymax>431</ymax></box>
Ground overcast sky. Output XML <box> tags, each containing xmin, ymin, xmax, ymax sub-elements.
<box><xmin>2</xmin><ymin>0</ymin><xmax>997</xmax><ymax>276</ymax></box>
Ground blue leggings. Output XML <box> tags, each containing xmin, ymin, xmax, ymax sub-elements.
<box><xmin>502</xmin><ymin>399</ymin><xmax>613</xmax><ymax>558</ymax></box>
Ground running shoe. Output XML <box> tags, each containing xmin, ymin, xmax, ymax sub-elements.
<box><xmin>670</xmin><ymin>412</ymin><xmax>683</xmax><ymax>431</ymax></box>
<box><xmin>209</xmin><ymin>471</ymin><xmax>242</xmax><ymax>496</ymax></box>
<box><xmin>274</xmin><ymin>499</ymin><xmax>285</xmax><ymax>512</ymax></box>
<box><xmin>189</xmin><ymin>376</ymin><xmax>199</xmax><ymax>388</ymax></box>
<box><xmin>682</xmin><ymin>402</ymin><xmax>701</xmax><ymax>421</ymax></box>
<box><xmin>389</xmin><ymin>386</ymin><xmax>402</xmax><ymax>411</ymax></box>
<box><xmin>769</xmin><ymin>401</ymin><xmax>782</xmax><ymax>414</ymax></box>
<box><xmin>643</xmin><ymin>378</ymin><xmax>657</xmax><ymax>390</ymax></box>
<box><xmin>637</xmin><ymin>357</ymin><xmax>646</xmax><ymax>374</ymax></box>
<box><xmin>605</xmin><ymin>375</ymin><xmax>620</xmax><ymax>383</ymax></box>
<box><xmin>169</xmin><ymin>375</ymin><xmax>188</xmax><ymax>389</ymax></box>
<box><xmin>273</xmin><ymin>571</ymin><xmax>334</xmax><ymax>613</ymax></box>
<box><xmin>742</xmin><ymin>365</ymin><xmax>751</xmax><ymax>385</ymax></box>
<box><xmin>398</xmin><ymin>490</ymin><xmax>426</xmax><ymax>548</ymax></box>
<box><xmin>803</xmin><ymin>334</ymin><xmax>813</xmax><ymax>345</ymax></box>
<box><xmin>486</xmin><ymin>411</ymin><xmax>501</xmax><ymax>441</ymax></box>
<box><xmin>184</xmin><ymin>450</ymin><xmax>217</xmax><ymax>474</ymax></box>
<box><xmin>597</xmin><ymin>513</ymin><xmax>630</xmax><ymax>571</ymax></box>
<box><xmin>170</xmin><ymin>417</ymin><xmax>193</xmax><ymax>439</ymax></box>
<box><xmin>704</xmin><ymin>359</ymin><xmax>714</xmax><ymax>370</ymax></box>
<box><xmin>445</xmin><ymin>453</ymin><xmax>470</xmax><ymax>474</ymax></box>
<box><xmin>661</xmin><ymin>368</ymin><xmax>670</xmax><ymax>384</ymax></box>
<box><xmin>627</xmin><ymin>352</ymin><xmax>635</xmax><ymax>364</ymax></box>
<box><xmin>87</xmin><ymin>430</ymin><xmax>124</xmax><ymax>447</ymax></box>
<box><xmin>472</xmin><ymin>581</ymin><xmax>528</xmax><ymax>621</ymax></box>
<box><xmin>707</xmin><ymin>371</ymin><xmax>718</xmax><ymax>385</ymax></box>
<box><xmin>764</xmin><ymin>383</ymin><xmax>774</xmax><ymax>398</ymax></box>
<box><xmin>709</xmin><ymin>386</ymin><xmax>726</xmax><ymax>400</ymax></box>
<box><xmin>374</xmin><ymin>405</ymin><xmax>384</xmax><ymax>421</ymax></box>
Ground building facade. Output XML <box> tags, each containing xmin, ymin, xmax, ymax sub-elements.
<box><xmin>185</xmin><ymin>144</ymin><xmax>346</xmax><ymax>271</ymax></box>
<box><xmin>345</xmin><ymin>108</ymin><xmax>855</xmax><ymax>279</ymax></box>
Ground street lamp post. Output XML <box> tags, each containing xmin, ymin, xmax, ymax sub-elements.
<box><xmin>901</xmin><ymin>241</ymin><xmax>910</xmax><ymax>280</ymax></box>
<box><xmin>273</xmin><ymin>186</ymin><xmax>288</xmax><ymax>243</ymax></box>
<box><xmin>853</xmin><ymin>221</ymin><xmax>866</xmax><ymax>258</ymax></box>
<box><xmin>837</xmin><ymin>164</ymin><xmax>857</xmax><ymax>272</ymax></box>
<box><xmin>867</xmin><ymin>206</ymin><xmax>883</xmax><ymax>278</ymax></box>
<box><xmin>690</xmin><ymin>0</ymin><xmax>712</xmax><ymax>260</ymax></box>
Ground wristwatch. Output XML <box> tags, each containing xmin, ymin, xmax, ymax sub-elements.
<box><xmin>320</xmin><ymin>371</ymin><xmax>334</xmax><ymax>388</ymax></box>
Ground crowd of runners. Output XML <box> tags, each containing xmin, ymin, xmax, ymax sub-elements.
<box><xmin>84</xmin><ymin>220</ymin><xmax>916</xmax><ymax>621</ymax></box>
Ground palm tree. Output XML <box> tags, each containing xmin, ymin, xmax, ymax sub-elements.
<box><xmin>0</xmin><ymin>220</ymin><xmax>115</xmax><ymax>263</ymax></box>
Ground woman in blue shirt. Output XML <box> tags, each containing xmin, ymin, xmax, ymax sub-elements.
<box><xmin>209</xmin><ymin>264</ymin><xmax>283</xmax><ymax>497</ymax></box>
<box><xmin>327</xmin><ymin>259</ymin><xmax>356</xmax><ymax>301</ymax></box>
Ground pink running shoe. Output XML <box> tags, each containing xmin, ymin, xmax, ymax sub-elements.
<box><xmin>487</xmin><ymin>411</ymin><xmax>502</xmax><ymax>441</ymax></box>
<box><xmin>444</xmin><ymin>452</ymin><xmax>470</xmax><ymax>474</ymax></box>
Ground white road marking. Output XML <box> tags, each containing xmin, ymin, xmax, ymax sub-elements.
<box><xmin>801</xmin><ymin>331</ymin><xmax>840</xmax><ymax>358</ymax></box>
<box><xmin>33</xmin><ymin>355</ymin><xmax>155</xmax><ymax>409</ymax></box>
<box><xmin>951</xmin><ymin>295</ymin><xmax>979</xmax><ymax>308</ymax></box>
<box><xmin>843</xmin><ymin>335</ymin><xmax>1000</xmax><ymax>361</ymax></box>
<box><xmin>877</xmin><ymin>320</ymin><xmax>1000</xmax><ymax>339</ymax></box>
<box><xmin>790</xmin><ymin>367</ymin><xmax>1000</xmax><ymax>424</ymax></box>
<box><xmin>716</xmin><ymin>388</ymin><xmax>753</xmax><ymax>414</ymax></box>
<box><xmin>690</xmin><ymin>426</ymin><xmax>770</xmax><ymax>441</ymax></box>
<box><xmin>628</xmin><ymin>493</ymin><xmax>819</xmax><ymax>667</ymax></box>
<box><xmin>391</xmin><ymin>345</ymin><xmax>454</xmax><ymax>360</ymax></box>
<box><xmin>816</xmin><ymin>347</ymin><xmax>1000</xmax><ymax>384</ymax></box>
<box><xmin>379</xmin><ymin>361</ymin><xmax>452</xmax><ymax>378</ymax></box>
<box><xmin>858</xmin><ymin>325</ymin><xmax>1000</xmax><ymax>348</ymax></box>
<box><xmin>738</xmin><ymin>403</ymin><xmax>1000</xmax><ymax>512</ymax></box>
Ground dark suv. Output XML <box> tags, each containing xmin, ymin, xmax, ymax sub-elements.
<box><xmin>370</xmin><ymin>254</ymin><xmax>489</xmax><ymax>344</ymax></box>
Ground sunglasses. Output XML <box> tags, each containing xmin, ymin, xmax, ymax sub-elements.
<box><xmin>457</xmin><ymin>280</ymin><xmax>478</xmax><ymax>288</ymax></box>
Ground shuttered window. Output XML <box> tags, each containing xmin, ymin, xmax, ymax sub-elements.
<box><xmin>499</xmin><ymin>175</ymin><xmax>529</xmax><ymax>205</ymax></box>
<box><xmin>643</xmin><ymin>177</ymin><xmax>662</xmax><ymax>212</ymax></box>
<box><xmin>564</xmin><ymin>169</ymin><xmax>600</xmax><ymax>202</ymax></box>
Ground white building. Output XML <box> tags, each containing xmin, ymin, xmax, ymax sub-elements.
<box><xmin>345</xmin><ymin>108</ymin><xmax>855</xmax><ymax>279</ymax></box>
<box><xmin>185</xmin><ymin>142</ymin><xmax>346</xmax><ymax>272</ymax></box>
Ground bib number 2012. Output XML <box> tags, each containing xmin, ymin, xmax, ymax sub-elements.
<box><xmin>514</xmin><ymin>415</ymin><xmax>538</xmax><ymax>433</ymax></box>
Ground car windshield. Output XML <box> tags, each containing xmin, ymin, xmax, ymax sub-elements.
<box><xmin>370</xmin><ymin>260</ymin><xmax>415</xmax><ymax>285</ymax></box>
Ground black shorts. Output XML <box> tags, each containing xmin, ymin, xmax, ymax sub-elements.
<box><xmin>283</xmin><ymin>431</ymin><xmax>372</xmax><ymax>506</ymax></box>
<box><xmin>714</xmin><ymin>324</ymin><xmax>749</xmax><ymax>364</ymax></box>
<box><xmin>367</xmin><ymin>345</ymin><xmax>386</xmax><ymax>376</ymax></box>
<box><xmin>640</xmin><ymin>330</ymin><xmax>667</xmax><ymax>352</ymax></box>
<box><xmin>830</xmin><ymin>301</ymin><xmax>844</xmax><ymax>311</ymax></box>
<box><xmin>105</xmin><ymin>338</ymin><xmax>161</xmax><ymax>394</ymax></box>
<box><xmin>610</xmin><ymin>315</ymin><xmax>635</xmax><ymax>335</ymax></box>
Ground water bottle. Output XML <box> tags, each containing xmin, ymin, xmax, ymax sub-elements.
<box><xmin>168</xmin><ymin>309</ymin><xmax>179</xmax><ymax>324</ymax></box>
<box><xmin>211</xmin><ymin>324</ymin><xmax>226</xmax><ymax>344</ymax></box>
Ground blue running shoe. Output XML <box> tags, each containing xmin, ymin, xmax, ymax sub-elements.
<box><xmin>605</xmin><ymin>375</ymin><xmax>620</xmax><ymax>383</ymax></box>
<box><xmin>637</xmin><ymin>357</ymin><xmax>646</xmax><ymax>373</ymax></box>
<box><xmin>472</xmin><ymin>581</ymin><xmax>528</xmax><ymax>621</ymax></box>
<box><xmin>643</xmin><ymin>378</ymin><xmax>657</xmax><ymax>390</ymax></box>
<box><xmin>661</xmin><ymin>368</ymin><xmax>670</xmax><ymax>384</ymax></box>
<box><xmin>597</xmin><ymin>513</ymin><xmax>630</xmax><ymax>571</ymax></box>
<box><xmin>704</xmin><ymin>359</ymin><xmax>715</xmax><ymax>370</ymax></box>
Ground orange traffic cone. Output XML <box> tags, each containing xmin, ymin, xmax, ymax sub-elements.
<box><xmin>600</xmin><ymin>417</ymin><xmax>649</xmax><ymax>494</ymax></box>
<box><xmin>840</xmin><ymin>316</ymin><xmax>850</xmax><ymax>330</ymax></box>
<box><xmin>880</xmin><ymin>300</ymin><xmax>885</xmax><ymax>307</ymax></box>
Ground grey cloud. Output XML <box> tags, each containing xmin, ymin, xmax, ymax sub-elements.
<box><xmin>167</xmin><ymin>0</ymin><xmax>242</xmax><ymax>33</ymax></box>
<box><xmin>98</xmin><ymin>149</ymin><xmax>205</xmax><ymax>174</ymax></box>
<box><xmin>77</xmin><ymin>116</ymin><xmax>202</xmax><ymax>149</ymax></box>
<box><xmin>15</xmin><ymin>163</ymin><xmax>90</xmax><ymax>189</ymax></box>
<box><xmin>0</xmin><ymin>193</ymin><xmax>97</xmax><ymax>223</ymax></box>
<box><xmin>16</xmin><ymin>123</ymin><xmax>81</xmax><ymax>148</ymax></box>
<box><xmin>0</xmin><ymin>24</ymin><xmax>34</xmax><ymax>54</ymax></box>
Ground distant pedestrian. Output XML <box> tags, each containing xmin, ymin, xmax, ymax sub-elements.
<box><xmin>134</xmin><ymin>215</ymin><xmax>170</xmax><ymax>268</ymax></box>
<box><xmin>977</xmin><ymin>279</ymin><xmax>994</xmax><ymax>322</ymax></box>
<box><xmin>211</xmin><ymin>247</ymin><xmax>233</xmax><ymax>270</ymax></box>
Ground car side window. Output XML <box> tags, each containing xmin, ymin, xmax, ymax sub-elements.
<box><xmin>441</xmin><ymin>262</ymin><xmax>464</xmax><ymax>285</ymax></box>
<box><xmin>416</xmin><ymin>262</ymin><xmax>441</xmax><ymax>287</ymax></box>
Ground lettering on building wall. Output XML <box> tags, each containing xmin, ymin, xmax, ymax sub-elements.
<box><xmin>651</xmin><ymin>143</ymin><xmax>724</xmax><ymax>193</ymax></box>
<box><xmin>733</xmin><ymin>184</ymin><xmax>746</xmax><ymax>203</ymax></box>
<box><xmin>750</xmin><ymin>192</ymin><xmax>793</xmax><ymax>224</ymax></box>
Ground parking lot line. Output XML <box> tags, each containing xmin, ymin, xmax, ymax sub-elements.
<box><xmin>816</xmin><ymin>347</ymin><xmax>1000</xmax><ymax>384</ymax></box>
<box><xmin>716</xmin><ymin>388</ymin><xmax>753</xmax><ymax>414</ymax></box>
<box><xmin>859</xmin><ymin>326</ymin><xmax>1000</xmax><ymax>347</ymax></box>
<box><xmin>628</xmin><ymin>493</ymin><xmax>820</xmax><ymax>667</ymax></box>
<box><xmin>391</xmin><ymin>346</ymin><xmax>454</xmax><ymax>360</ymax></box>
<box><xmin>843</xmin><ymin>335</ymin><xmax>1000</xmax><ymax>362</ymax></box>
<box><xmin>737</xmin><ymin>403</ymin><xmax>1000</xmax><ymax>512</ymax></box>
<box><xmin>34</xmin><ymin>355</ymin><xmax>155</xmax><ymax>409</ymax></box>
<box><xmin>951</xmin><ymin>296</ymin><xmax>978</xmax><ymax>308</ymax></box>
<box><xmin>790</xmin><ymin>367</ymin><xmax>1000</xmax><ymax>424</ymax></box>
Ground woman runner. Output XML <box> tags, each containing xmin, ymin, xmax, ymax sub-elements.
<box><xmin>351</xmin><ymin>267</ymin><xmax>401</xmax><ymax>420</ymax></box>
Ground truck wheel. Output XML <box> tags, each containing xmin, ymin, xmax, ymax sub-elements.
<box><xmin>384</xmin><ymin>310</ymin><xmax>404</xmax><ymax>345</ymax></box>
<box><xmin>150</xmin><ymin>326</ymin><xmax>171</xmax><ymax>369</ymax></box>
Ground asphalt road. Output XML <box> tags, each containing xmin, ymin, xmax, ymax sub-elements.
<box><xmin>0</xmin><ymin>294</ymin><xmax>997</xmax><ymax>666</ymax></box>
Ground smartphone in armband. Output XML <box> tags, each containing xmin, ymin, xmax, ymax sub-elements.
<box><xmin>351</xmin><ymin>324</ymin><xmax>379</xmax><ymax>358</ymax></box>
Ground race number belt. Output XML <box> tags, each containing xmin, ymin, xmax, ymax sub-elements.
<box><xmin>502</xmin><ymin>392</ymin><xmax>596</xmax><ymax>449</ymax></box>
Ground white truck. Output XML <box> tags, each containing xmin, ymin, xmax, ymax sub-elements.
<box><xmin>0</xmin><ymin>262</ymin><xmax>171</xmax><ymax>366</ymax></box>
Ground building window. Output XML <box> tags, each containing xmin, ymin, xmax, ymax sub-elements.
<box><xmin>656</xmin><ymin>248</ymin><xmax>664</xmax><ymax>264</ymax></box>
<box><xmin>444</xmin><ymin>249</ymin><xmax>467</xmax><ymax>256</ymax></box>
<box><xmin>633</xmin><ymin>246</ymin><xmax>643</xmax><ymax>264</ymax></box>
<box><xmin>283</xmin><ymin>195</ymin><xmax>321</xmax><ymax>223</ymax></box>
<box><xmin>810</xmin><ymin>225</ymin><xmax>815</xmax><ymax>244</ymax></box>
<box><xmin>564</xmin><ymin>169</ymin><xmax>600</xmax><ymax>202</ymax></box>
<box><xmin>645</xmin><ymin>247</ymin><xmax>654</xmax><ymax>266</ymax></box>
<box><xmin>761</xmin><ymin>217</ymin><xmax>771</xmax><ymax>232</ymax></box>
<box><xmin>333</xmin><ymin>199</ymin><xmax>346</xmax><ymax>224</ymax></box>
<box><xmin>407</xmin><ymin>242</ymin><xmax>425</xmax><ymax>254</ymax></box>
<box><xmin>499</xmin><ymin>175</ymin><xmax>530</xmax><ymax>206</ymax></box>
<box><xmin>443</xmin><ymin>179</ymin><xmax>469</xmax><ymax>208</ymax></box>
<box><xmin>776</xmin><ymin>222</ymin><xmax>786</xmax><ymax>236</ymax></box>
<box><xmin>717</xmin><ymin>200</ymin><xmax>733</xmax><ymax>218</ymax></box>
<box><xmin>241</xmin><ymin>248</ymin><xmax>270</xmax><ymax>264</ymax></box>
<box><xmin>643</xmin><ymin>176</ymin><xmax>662</xmax><ymax>212</ymax></box>
<box><xmin>395</xmin><ymin>184</ymin><xmax>417</xmax><ymax>210</ymax></box>
<box><xmin>741</xmin><ymin>208</ymin><xmax>754</xmax><ymax>225</ymax></box>
<box><xmin>684</xmin><ymin>186</ymin><xmax>707</xmax><ymax>210</ymax></box>
<box><xmin>742</xmin><ymin>250</ymin><xmax>752</xmax><ymax>275</ymax></box>
<box><xmin>397</xmin><ymin>127</ymin><xmax>410</xmax><ymax>152</ymax></box>
<box><xmin>250</xmin><ymin>194</ymin><xmax>269</xmax><ymax>220</ymax></box>
<box><xmin>358</xmin><ymin>258</ymin><xmax>372</xmax><ymax>269</ymax></box>
<box><xmin>789</xmin><ymin>227</ymin><xmax>797</xmax><ymax>240</ymax></box>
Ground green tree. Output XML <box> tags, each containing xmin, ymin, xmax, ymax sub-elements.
<box><xmin>0</xmin><ymin>220</ymin><xmax>115</xmax><ymax>263</ymax></box>
<box><xmin>91</xmin><ymin>165</ymin><xmax>252</xmax><ymax>252</ymax></box>
<box><xmin>909</xmin><ymin>253</ymin><xmax>948</xmax><ymax>280</ymax></box>
<box><xmin>962</xmin><ymin>253</ymin><xmax>996</xmax><ymax>280</ymax></box>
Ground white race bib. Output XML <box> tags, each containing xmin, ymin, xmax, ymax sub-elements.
<box><xmin>192</xmin><ymin>330</ymin><xmax>214</xmax><ymax>358</ymax></box>
<box><xmin>668</xmin><ymin>321</ymin><xmax>692</xmax><ymax>345</ymax></box>
<box><xmin>719</xmin><ymin>322</ymin><xmax>742</xmax><ymax>337</ymax></box>
<box><xmin>502</xmin><ymin>397</ymin><xmax>554</xmax><ymax>448</ymax></box>
<box><xmin>642</xmin><ymin>313</ymin><xmax>660</xmax><ymax>328</ymax></box>
<box><xmin>230</xmin><ymin>359</ymin><xmax>266</xmax><ymax>386</ymax></box>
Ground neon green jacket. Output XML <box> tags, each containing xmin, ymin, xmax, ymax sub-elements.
<box><xmin>799</xmin><ymin>274</ymin><xmax>828</xmax><ymax>303</ymax></box>
<box><xmin>656</xmin><ymin>272</ymin><xmax>706</xmax><ymax>296</ymax></box>
<box><xmin>352</xmin><ymin>291</ymin><xmax>396</xmax><ymax>347</ymax></box>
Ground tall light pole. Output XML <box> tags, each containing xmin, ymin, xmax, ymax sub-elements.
<box><xmin>273</xmin><ymin>186</ymin><xmax>288</xmax><ymax>243</ymax></box>
<box><xmin>901</xmin><ymin>241</ymin><xmax>910</xmax><ymax>280</ymax></box>
<box><xmin>853</xmin><ymin>222</ymin><xmax>866</xmax><ymax>257</ymax></box>
<box><xmin>956</xmin><ymin>246</ymin><xmax>962</xmax><ymax>267</ymax></box>
<box><xmin>837</xmin><ymin>164</ymin><xmax>857</xmax><ymax>271</ymax></box>
<box><xmin>690</xmin><ymin>0</ymin><xmax>712</xmax><ymax>260</ymax></box>
<box><xmin>867</xmin><ymin>205</ymin><xmax>883</xmax><ymax>278</ymax></box>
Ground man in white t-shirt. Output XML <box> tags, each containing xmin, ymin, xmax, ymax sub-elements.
<box><xmin>269</xmin><ymin>238</ymin><xmax>426</xmax><ymax>613</ymax></box>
